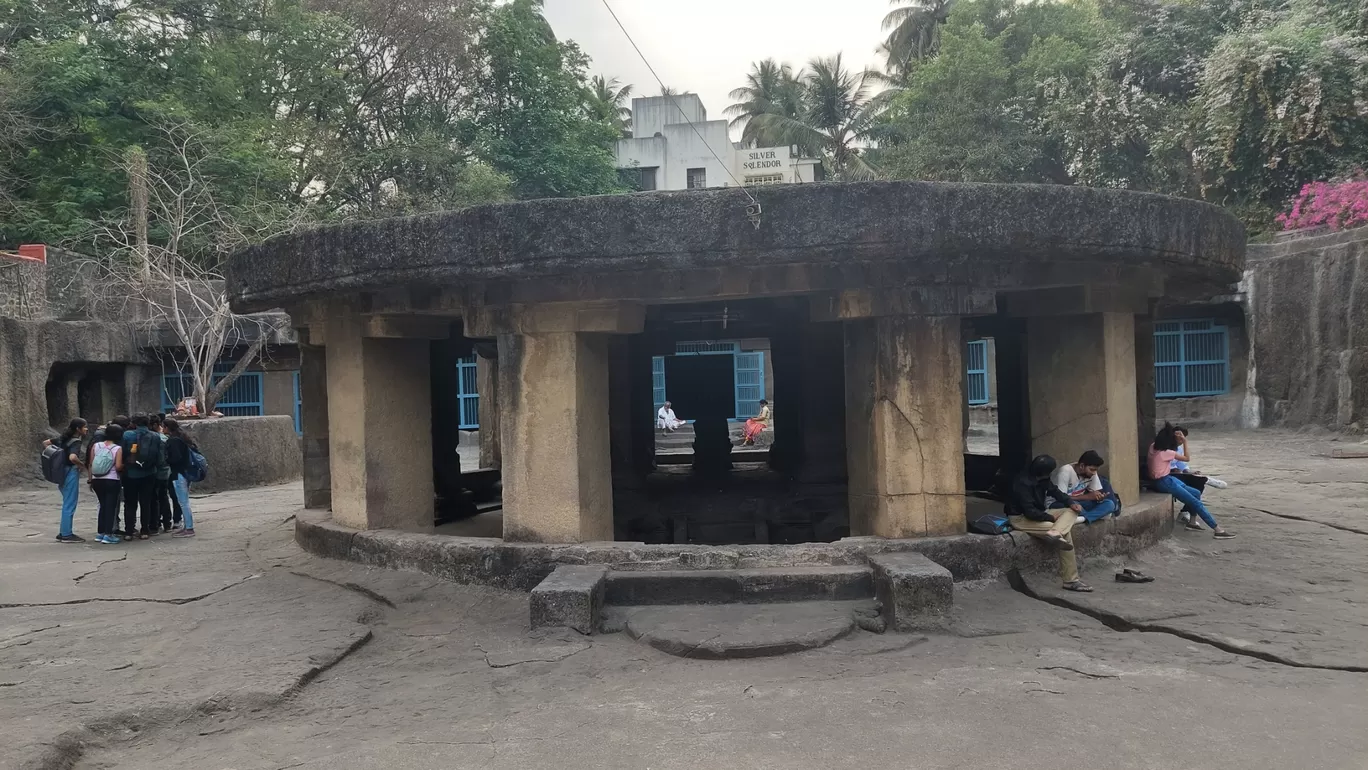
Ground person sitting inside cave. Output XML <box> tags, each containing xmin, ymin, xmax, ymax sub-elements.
<box><xmin>740</xmin><ymin>399</ymin><xmax>770</xmax><ymax>446</ymax></box>
<box><xmin>1005</xmin><ymin>454</ymin><xmax>1092</xmax><ymax>592</ymax></box>
<box><xmin>656</xmin><ymin>401</ymin><xmax>683</xmax><ymax>432</ymax></box>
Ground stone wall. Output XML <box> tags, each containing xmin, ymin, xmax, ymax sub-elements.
<box><xmin>0</xmin><ymin>317</ymin><xmax>154</xmax><ymax>484</ymax></box>
<box><xmin>1246</xmin><ymin>227</ymin><xmax>1368</xmax><ymax>431</ymax></box>
<box><xmin>180</xmin><ymin>415</ymin><xmax>302</xmax><ymax>493</ymax></box>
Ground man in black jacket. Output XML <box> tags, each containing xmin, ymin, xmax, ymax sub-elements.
<box><xmin>1005</xmin><ymin>455</ymin><xmax>1091</xmax><ymax>592</ymax></box>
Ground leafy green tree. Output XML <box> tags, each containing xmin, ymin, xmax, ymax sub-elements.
<box><xmin>725</xmin><ymin>59</ymin><xmax>805</xmax><ymax>148</ymax></box>
<box><xmin>466</xmin><ymin>0</ymin><xmax>622</xmax><ymax>199</ymax></box>
<box><xmin>880</xmin><ymin>23</ymin><xmax>1039</xmax><ymax>182</ymax></box>
<box><xmin>588</xmin><ymin>75</ymin><xmax>634</xmax><ymax>138</ymax></box>
<box><xmin>1194</xmin><ymin>3</ymin><xmax>1368</xmax><ymax>209</ymax></box>
<box><xmin>751</xmin><ymin>55</ymin><xmax>888</xmax><ymax>179</ymax></box>
<box><xmin>882</xmin><ymin>0</ymin><xmax>956</xmax><ymax>75</ymax></box>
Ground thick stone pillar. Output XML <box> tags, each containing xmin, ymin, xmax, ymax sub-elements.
<box><xmin>1134</xmin><ymin>307</ymin><xmax>1157</xmax><ymax>472</ymax></box>
<box><xmin>845</xmin><ymin>315</ymin><xmax>966</xmax><ymax>538</ymax></box>
<box><xmin>767</xmin><ymin>322</ymin><xmax>805</xmax><ymax>473</ymax></box>
<box><xmin>993</xmin><ymin>320</ymin><xmax>1032</xmax><ymax>476</ymax></box>
<box><xmin>627</xmin><ymin>334</ymin><xmax>657</xmax><ymax>476</ymax></box>
<box><xmin>801</xmin><ymin>321</ymin><xmax>847</xmax><ymax>482</ymax></box>
<box><xmin>324</xmin><ymin>312</ymin><xmax>435</xmax><ymax>531</ymax></box>
<box><xmin>469</xmin><ymin>301</ymin><xmax>644</xmax><ymax>543</ymax></box>
<box><xmin>475</xmin><ymin>343</ymin><xmax>500</xmax><ymax>469</ymax></box>
<box><xmin>298</xmin><ymin>342</ymin><xmax>331</xmax><ymax>510</ymax></box>
<box><xmin>1027</xmin><ymin>312</ymin><xmax>1140</xmax><ymax>505</ymax></box>
<box><xmin>498</xmin><ymin>332</ymin><xmax>613</xmax><ymax>542</ymax></box>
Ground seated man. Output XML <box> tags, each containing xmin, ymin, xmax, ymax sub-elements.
<box><xmin>1050</xmin><ymin>450</ymin><xmax>1119</xmax><ymax>523</ymax></box>
<box><xmin>656</xmin><ymin>401</ymin><xmax>684</xmax><ymax>432</ymax></box>
<box><xmin>1005</xmin><ymin>455</ymin><xmax>1092</xmax><ymax>592</ymax></box>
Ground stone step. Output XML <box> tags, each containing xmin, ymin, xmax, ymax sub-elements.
<box><xmin>603</xmin><ymin>566</ymin><xmax>874</xmax><ymax>606</ymax></box>
<box><xmin>528</xmin><ymin>555</ymin><xmax>954</xmax><ymax>641</ymax></box>
<box><xmin>607</xmin><ymin>600</ymin><xmax>875</xmax><ymax>659</ymax></box>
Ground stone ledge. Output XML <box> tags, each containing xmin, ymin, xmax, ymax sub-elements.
<box><xmin>530</xmin><ymin>565</ymin><xmax>607</xmax><ymax>635</ymax></box>
<box><xmin>295</xmin><ymin>495</ymin><xmax>1174</xmax><ymax>590</ymax></box>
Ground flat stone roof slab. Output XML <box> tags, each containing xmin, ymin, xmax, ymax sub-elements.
<box><xmin>228</xmin><ymin>182</ymin><xmax>1245</xmax><ymax>312</ymax></box>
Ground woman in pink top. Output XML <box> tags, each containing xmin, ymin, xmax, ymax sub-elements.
<box><xmin>1148</xmin><ymin>424</ymin><xmax>1234</xmax><ymax>539</ymax></box>
<box><xmin>89</xmin><ymin>424</ymin><xmax>126</xmax><ymax>544</ymax></box>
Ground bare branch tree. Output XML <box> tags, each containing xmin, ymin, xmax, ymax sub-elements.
<box><xmin>64</xmin><ymin>122</ymin><xmax>308</xmax><ymax>414</ymax></box>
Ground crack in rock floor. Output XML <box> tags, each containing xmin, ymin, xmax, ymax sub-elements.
<box><xmin>1006</xmin><ymin>569</ymin><xmax>1368</xmax><ymax>674</ymax></box>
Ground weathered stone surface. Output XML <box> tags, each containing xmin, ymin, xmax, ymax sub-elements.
<box><xmin>295</xmin><ymin>493</ymin><xmax>1175</xmax><ymax>590</ymax></box>
<box><xmin>622</xmin><ymin>601</ymin><xmax>862</xmax><ymax>659</ymax></box>
<box><xmin>604</xmin><ymin>566</ymin><xmax>873</xmax><ymax>606</ymax></box>
<box><xmin>227</xmin><ymin>182</ymin><xmax>1246</xmax><ymax>312</ymax></box>
<box><xmin>183</xmin><ymin>415</ymin><xmax>302</xmax><ymax>493</ymax></box>
<box><xmin>529</xmin><ymin>565</ymin><xmax>607</xmax><ymax>634</ymax></box>
<box><xmin>869</xmin><ymin>552</ymin><xmax>954</xmax><ymax>632</ymax></box>
<box><xmin>1248</xmin><ymin>225</ymin><xmax>1368</xmax><ymax>430</ymax></box>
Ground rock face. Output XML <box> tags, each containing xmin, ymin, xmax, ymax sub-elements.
<box><xmin>1247</xmin><ymin>226</ymin><xmax>1368</xmax><ymax>430</ymax></box>
<box><xmin>183</xmin><ymin>415</ymin><xmax>302</xmax><ymax>493</ymax></box>
<box><xmin>227</xmin><ymin>182</ymin><xmax>1246</xmax><ymax>312</ymax></box>
<box><xmin>0</xmin><ymin>317</ymin><xmax>156</xmax><ymax>485</ymax></box>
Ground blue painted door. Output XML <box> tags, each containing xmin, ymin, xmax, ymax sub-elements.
<box><xmin>734</xmin><ymin>351</ymin><xmax>764</xmax><ymax>420</ymax></box>
<box><xmin>652</xmin><ymin>356</ymin><xmax>666</xmax><ymax>413</ymax></box>
<box><xmin>456</xmin><ymin>354</ymin><xmax>480</xmax><ymax>429</ymax></box>
<box><xmin>965</xmin><ymin>340</ymin><xmax>989</xmax><ymax>405</ymax></box>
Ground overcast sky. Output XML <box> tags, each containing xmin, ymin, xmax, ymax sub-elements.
<box><xmin>542</xmin><ymin>0</ymin><xmax>891</xmax><ymax>136</ymax></box>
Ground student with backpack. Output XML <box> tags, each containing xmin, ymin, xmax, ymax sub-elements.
<box><xmin>148</xmin><ymin>414</ymin><xmax>174</xmax><ymax>534</ymax></box>
<box><xmin>120</xmin><ymin>414</ymin><xmax>163</xmax><ymax>540</ymax></box>
<box><xmin>163</xmin><ymin>418</ymin><xmax>200</xmax><ymax>537</ymax></box>
<box><xmin>45</xmin><ymin>418</ymin><xmax>89</xmax><ymax>543</ymax></box>
<box><xmin>89</xmin><ymin>424</ymin><xmax>126</xmax><ymax>544</ymax></box>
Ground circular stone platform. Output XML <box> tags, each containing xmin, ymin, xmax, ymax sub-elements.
<box><xmin>228</xmin><ymin>182</ymin><xmax>1244</xmax><ymax>312</ymax></box>
<box><xmin>294</xmin><ymin>494</ymin><xmax>1175</xmax><ymax>591</ymax></box>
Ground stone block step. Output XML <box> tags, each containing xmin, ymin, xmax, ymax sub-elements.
<box><xmin>610</xmin><ymin>600</ymin><xmax>873</xmax><ymax>659</ymax></box>
<box><xmin>604</xmin><ymin>566</ymin><xmax>873</xmax><ymax>606</ymax></box>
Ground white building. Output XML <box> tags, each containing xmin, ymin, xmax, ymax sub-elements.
<box><xmin>615</xmin><ymin>94</ymin><xmax>823</xmax><ymax>191</ymax></box>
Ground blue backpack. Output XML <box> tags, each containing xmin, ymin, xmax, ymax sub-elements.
<box><xmin>182</xmin><ymin>448</ymin><xmax>208</xmax><ymax>483</ymax></box>
<box><xmin>968</xmin><ymin>514</ymin><xmax>1011</xmax><ymax>536</ymax></box>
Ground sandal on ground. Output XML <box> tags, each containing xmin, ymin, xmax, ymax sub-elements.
<box><xmin>1115</xmin><ymin>568</ymin><xmax>1154</xmax><ymax>583</ymax></box>
<box><xmin>138</xmin><ymin>533</ymin><xmax>150</xmax><ymax>540</ymax></box>
<box><xmin>1063</xmin><ymin>580</ymin><xmax>1093</xmax><ymax>592</ymax></box>
<box><xmin>1213</xmin><ymin>530</ymin><xmax>1236</xmax><ymax>540</ymax></box>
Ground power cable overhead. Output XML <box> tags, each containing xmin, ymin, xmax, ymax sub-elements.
<box><xmin>597</xmin><ymin>0</ymin><xmax>763</xmax><ymax>227</ymax></box>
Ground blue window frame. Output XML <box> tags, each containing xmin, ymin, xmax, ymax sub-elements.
<box><xmin>966</xmin><ymin>340</ymin><xmax>989</xmax><ymax>405</ymax></box>
<box><xmin>457</xmin><ymin>354</ymin><xmax>480</xmax><ymax>429</ymax></box>
<box><xmin>292</xmin><ymin>370</ymin><xmax>301</xmax><ymax>434</ymax></box>
<box><xmin>1155</xmin><ymin>319</ymin><xmax>1229</xmax><ymax>398</ymax></box>
<box><xmin>161</xmin><ymin>361</ymin><xmax>263</xmax><ymax>416</ymax></box>
<box><xmin>652</xmin><ymin>356</ymin><xmax>667</xmax><ymax>413</ymax></box>
<box><xmin>734</xmin><ymin>351</ymin><xmax>765</xmax><ymax>419</ymax></box>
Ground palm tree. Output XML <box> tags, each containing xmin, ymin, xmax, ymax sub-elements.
<box><xmin>588</xmin><ymin>75</ymin><xmax>634</xmax><ymax>138</ymax></box>
<box><xmin>724</xmin><ymin>59</ymin><xmax>805</xmax><ymax>148</ymax></box>
<box><xmin>882</xmin><ymin>0</ymin><xmax>955</xmax><ymax>74</ymax></box>
<box><xmin>751</xmin><ymin>55</ymin><xmax>889</xmax><ymax>180</ymax></box>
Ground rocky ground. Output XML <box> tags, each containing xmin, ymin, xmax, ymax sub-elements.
<box><xmin>1</xmin><ymin>429</ymin><xmax>1364</xmax><ymax>770</ymax></box>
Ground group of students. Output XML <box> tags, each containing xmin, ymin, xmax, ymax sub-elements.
<box><xmin>1004</xmin><ymin>423</ymin><xmax>1233</xmax><ymax>593</ymax></box>
<box><xmin>48</xmin><ymin>413</ymin><xmax>200</xmax><ymax>544</ymax></box>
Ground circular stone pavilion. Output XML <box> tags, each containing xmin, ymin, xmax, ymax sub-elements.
<box><xmin>228</xmin><ymin>182</ymin><xmax>1244</xmax><ymax>549</ymax></box>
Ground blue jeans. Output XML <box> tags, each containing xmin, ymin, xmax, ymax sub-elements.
<box><xmin>1153</xmin><ymin>474</ymin><xmax>1218</xmax><ymax>529</ymax></box>
<box><xmin>173</xmin><ymin>476</ymin><xmax>194</xmax><ymax>529</ymax></box>
<box><xmin>1050</xmin><ymin>497</ymin><xmax>1119</xmax><ymax>522</ymax></box>
<box><xmin>59</xmin><ymin>467</ymin><xmax>80</xmax><ymax>536</ymax></box>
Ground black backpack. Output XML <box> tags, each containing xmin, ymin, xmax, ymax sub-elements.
<box><xmin>40</xmin><ymin>443</ymin><xmax>70</xmax><ymax>484</ymax></box>
<box><xmin>127</xmin><ymin>428</ymin><xmax>164</xmax><ymax>472</ymax></box>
